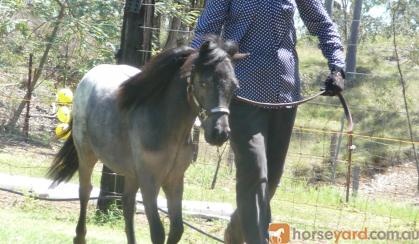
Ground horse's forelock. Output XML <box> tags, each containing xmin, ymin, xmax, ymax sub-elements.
<box><xmin>196</xmin><ymin>44</ymin><xmax>229</xmax><ymax>68</ymax></box>
<box><xmin>197</xmin><ymin>35</ymin><xmax>238</xmax><ymax>65</ymax></box>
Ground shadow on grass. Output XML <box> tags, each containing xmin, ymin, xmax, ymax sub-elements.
<box><xmin>0</xmin><ymin>125</ymin><xmax>52</xmax><ymax>148</ymax></box>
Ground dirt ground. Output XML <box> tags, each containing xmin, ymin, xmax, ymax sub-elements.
<box><xmin>358</xmin><ymin>162</ymin><xmax>419</xmax><ymax>204</ymax></box>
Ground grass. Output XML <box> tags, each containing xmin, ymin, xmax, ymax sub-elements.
<box><xmin>0</xmin><ymin>208</ymin><xmax>134</xmax><ymax>244</ymax></box>
<box><xmin>1</xmin><ymin>136</ymin><xmax>418</xmax><ymax>242</ymax></box>
<box><xmin>0</xmin><ymin>142</ymin><xmax>103</xmax><ymax>187</ymax></box>
<box><xmin>0</xmin><ymin>192</ymin><xmax>227</xmax><ymax>244</ymax></box>
<box><xmin>287</xmin><ymin>38</ymin><xmax>419</xmax><ymax>179</ymax></box>
<box><xmin>184</xmin><ymin>157</ymin><xmax>419</xmax><ymax>230</ymax></box>
<box><xmin>184</xmin><ymin>144</ymin><xmax>419</xmax><ymax>237</ymax></box>
<box><xmin>0</xmin><ymin>195</ymin><xmax>146</xmax><ymax>244</ymax></box>
<box><xmin>0</xmin><ymin>158</ymin><xmax>418</xmax><ymax>243</ymax></box>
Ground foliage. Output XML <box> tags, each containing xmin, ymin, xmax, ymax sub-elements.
<box><xmin>155</xmin><ymin>0</ymin><xmax>200</xmax><ymax>27</ymax></box>
<box><xmin>92</xmin><ymin>203</ymin><xmax>124</xmax><ymax>226</ymax></box>
<box><xmin>0</xmin><ymin>0</ymin><xmax>123</xmax><ymax>88</ymax></box>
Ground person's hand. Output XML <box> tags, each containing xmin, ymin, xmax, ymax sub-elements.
<box><xmin>322</xmin><ymin>67</ymin><xmax>345</xmax><ymax>96</ymax></box>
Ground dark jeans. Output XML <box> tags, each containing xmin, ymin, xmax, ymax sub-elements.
<box><xmin>226</xmin><ymin>100</ymin><xmax>297</xmax><ymax>244</ymax></box>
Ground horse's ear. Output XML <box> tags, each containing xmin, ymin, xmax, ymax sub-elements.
<box><xmin>232</xmin><ymin>52</ymin><xmax>250</xmax><ymax>61</ymax></box>
<box><xmin>223</xmin><ymin>40</ymin><xmax>249</xmax><ymax>61</ymax></box>
<box><xmin>180</xmin><ymin>52</ymin><xmax>198</xmax><ymax>78</ymax></box>
<box><xmin>223</xmin><ymin>40</ymin><xmax>239</xmax><ymax>57</ymax></box>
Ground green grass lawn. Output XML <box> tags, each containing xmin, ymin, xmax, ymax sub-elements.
<box><xmin>0</xmin><ymin>191</ymin><xmax>227</xmax><ymax>244</ymax></box>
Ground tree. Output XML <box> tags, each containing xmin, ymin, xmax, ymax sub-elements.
<box><xmin>2</xmin><ymin>0</ymin><xmax>123</xmax><ymax>129</ymax></box>
<box><xmin>345</xmin><ymin>0</ymin><xmax>363</xmax><ymax>81</ymax></box>
<box><xmin>6</xmin><ymin>0</ymin><xmax>67</xmax><ymax>129</ymax></box>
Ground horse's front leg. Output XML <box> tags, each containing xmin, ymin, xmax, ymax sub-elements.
<box><xmin>163</xmin><ymin>175</ymin><xmax>185</xmax><ymax>244</ymax></box>
<box><xmin>140</xmin><ymin>173</ymin><xmax>165</xmax><ymax>244</ymax></box>
<box><xmin>123</xmin><ymin>176</ymin><xmax>140</xmax><ymax>244</ymax></box>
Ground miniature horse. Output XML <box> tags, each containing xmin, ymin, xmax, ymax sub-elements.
<box><xmin>48</xmin><ymin>36</ymin><xmax>246</xmax><ymax>244</ymax></box>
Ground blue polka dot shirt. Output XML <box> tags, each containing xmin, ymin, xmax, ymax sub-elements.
<box><xmin>191</xmin><ymin>0</ymin><xmax>345</xmax><ymax>104</ymax></box>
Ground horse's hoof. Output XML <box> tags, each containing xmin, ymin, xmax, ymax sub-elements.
<box><xmin>73</xmin><ymin>236</ymin><xmax>86</xmax><ymax>244</ymax></box>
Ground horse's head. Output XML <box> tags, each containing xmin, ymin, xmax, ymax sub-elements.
<box><xmin>182</xmin><ymin>36</ymin><xmax>247</xmax><ymax>146</ymax></box>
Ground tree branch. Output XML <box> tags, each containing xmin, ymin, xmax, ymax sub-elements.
<box><xmin>391</xmin><ymin>2</ymin><xmax>419</xmax><ymax>191</ymax></box>
<box><xmin>6</xmin><ymin>1</ymin><xmax>67</xmax><ymax>128</ymax></box>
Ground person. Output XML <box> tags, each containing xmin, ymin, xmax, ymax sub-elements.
<box><xmin>191</xmin><ymin>0</ymin><xmax>345</xmax><ymax>243</ymax></box>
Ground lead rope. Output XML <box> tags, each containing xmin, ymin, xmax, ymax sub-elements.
<box><xmin>235</xmin><ymin>91</ymin><xmax>325</xmax><ymax>108</ymax></box>
<box><xmin>211</xmin><ymin>144</ymin><xmax>229</xmax><ymax>190</ymax></box>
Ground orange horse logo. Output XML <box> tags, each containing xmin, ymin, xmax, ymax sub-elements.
<box><xmin>268</xmin><ymin>223</ymin><xmax>290</xmax><ymax>244</ymax></box>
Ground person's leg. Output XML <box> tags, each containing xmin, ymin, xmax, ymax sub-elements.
<box><xmin>266</xmin><ymin>107</ymin><xmax>297</xmax><ymax>224</ymax></box>
<box><xmin>227</xmin><ymin>100</ymin><xmax>270</xmax><ymax>244</ymax></box>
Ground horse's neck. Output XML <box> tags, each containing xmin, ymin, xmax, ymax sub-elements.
<box><xmin>167</xmin><ymin>76</ymin><xmax>194</xmax><ymax>119</ymax></box>
<box><xmin>145</xmin><ymin>75</ymin><xmax>195</xmax><ymax>142</ymax></box>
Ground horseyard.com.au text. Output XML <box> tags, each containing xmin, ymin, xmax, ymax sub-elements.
<box><xmin>268</xmin><ymin>223</ymin><xmax>419</xmax><ymax>243</ymax></box>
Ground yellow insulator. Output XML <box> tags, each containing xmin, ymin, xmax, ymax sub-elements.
<box><xmin>57</xmin><ymin>106</ymin><xmax>71</xmax><ymax>123</ymax></box>
<box><xmin>55</xmin><ymin>123</ymin><xmax>71</xmax><ymax>140</ymax></box>
<box><xmin>57</xmin><ymin>88</ymin><xmax>73</xmax><ymax>104</ymax></box>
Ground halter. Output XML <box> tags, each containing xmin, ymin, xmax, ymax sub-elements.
<box><xmin>186</xmin><ymin>75</ymin><xmax>230</xmax><ymax>122</ymax></box>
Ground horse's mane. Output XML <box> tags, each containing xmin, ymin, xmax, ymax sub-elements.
<box><xmin>118</xmin><ymin>35</ymin><xmax>235</xmax><ymax>110</ymax></box>
<box><xmin>118</xmin><ymin>46</ymin><xmax>195</xmax><ymax>110</ymax></box>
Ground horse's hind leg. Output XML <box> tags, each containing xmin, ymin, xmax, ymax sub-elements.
<box><xmin>163</xmin><ymin>175</ymin><xmax>184</xmax><ymax>244</ymax></box>
<box><xmin>140</xmin><ymin>175</ymin><xmax>165</xmax><ymax>244</ymax></box>
<box><xmin>74</xmin><ymin>150</ymin><xmax>97</xmax><ymax>244</ymax></box>
<box><xmin>122</xmin><ymin>176</ymin><xmax>140</xmax><ymax>244</ymax></box>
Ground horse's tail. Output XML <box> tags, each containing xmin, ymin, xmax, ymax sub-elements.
<box><xmin>47</xmin><ymin>119</ymin><xmax>79</xmax><ymax>187</ymax></box>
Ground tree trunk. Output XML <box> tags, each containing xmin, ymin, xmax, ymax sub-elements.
<box><xmin>341</xmin><ymin>0</ymin><xmax>349</xmax><ymax>44</ymax></box>
<box><xmin>345</xmin><ymin>0</ymin><xmax>363</xmax><ymax>81</ymax></box>
<box><xmin>97</xmin><ymin>0</ymin><xmax>155</xmax><ymax>212</ymax></box>
<box><xmin>164</xmin><ymin>17</ymin><xmax>182</xmax><ymax>49</ymax></box>
<box><xmin>325</xmin><ymin>0</ymin><xmax>334</xmax><ymax>17</ymax></box>
<box><xmin>153</xmin><ymin>13</ymin><xmax>161</xmax><ymax>49</ymax></box>
<box><xmin>6</xmin><ymin>3</ymin><xmax>66</xmax><ymax>129</ymax></box>
<box><xmin>138</xmin><ymin>0</ymin><xmax>155</xmax><ymax>64</ymax></box>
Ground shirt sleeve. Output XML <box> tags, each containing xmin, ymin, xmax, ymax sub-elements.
<box><xmin>190</xmin><ymin>0</ymin><xmax>231</xmax><ymax>49</ymax></box>
<box><xmin>296</xmin><ymin>0</ymin><xmax>345</xmax><ymax>70</ymax></box>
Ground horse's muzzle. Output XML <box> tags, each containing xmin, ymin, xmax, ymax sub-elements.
<box><xmin>204</xmin><ymin>114</ymin><xmax>230</xmax><ymax>146</ymax></box>
<box><xmin>211</xmin><ymin>125</ymin><xmax>230</xmax><ymax>146</ymax></box>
